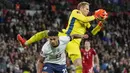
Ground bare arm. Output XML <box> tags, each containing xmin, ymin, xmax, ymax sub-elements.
<box><xmin>94</xmin><ymin>54</ymin><xmax>99</xmax><ymax>66</ymax></box>
<box><xmin>36</xmin><ymin>55</ymin><xmax>45</xmax><ymax>73</ymax></box>
<box><xmin>94</xmin><ymin>54</ymin><xmax>100</xmax><ymax>72</ymax></box>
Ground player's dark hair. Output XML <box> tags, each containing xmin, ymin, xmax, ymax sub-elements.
<box><xmin>48</xmin><ymin>29</ymin><xmax>59</xmax><ymax>36</ymax></box>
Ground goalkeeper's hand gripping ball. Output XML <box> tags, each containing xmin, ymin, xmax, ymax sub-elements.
<box><xmin>94</xmin><ymin>9</ymin><xmax>108</xmax><ymax>21</ymax></box>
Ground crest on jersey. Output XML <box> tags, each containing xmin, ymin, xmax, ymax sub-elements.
<box><xmin>43</xmin><ymin>66</ymin><xmax>48</xmax><ymax>70</ymax></box>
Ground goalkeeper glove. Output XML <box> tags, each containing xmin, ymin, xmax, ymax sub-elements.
<box><xmin>94</xmin><ymin>9</ymin><xmax>108</xmax><ymax>21</ymax></box>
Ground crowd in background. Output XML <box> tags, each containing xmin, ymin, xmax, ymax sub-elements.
<box><xmin>1</xmin><ymin>0</ymin><xmax>130</xmax><ymax>12</ymax></box>
<box><xmin>0</xmin><ymin>0</ymin><xmax>130</xmax><ymax>73</ymax></box>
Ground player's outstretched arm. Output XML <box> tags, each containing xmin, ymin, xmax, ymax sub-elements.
<box><xmin>84</xmin><ymin>21</ymin><xmax>104</xmax><ymax>36</ymax></box>
<box><xmin>72</xmin><ymin>9</ymin><xmax>95</xmax><ymax>22</ymax></box>
<box><xmin>91</xmin><ymin>21</ymin><xmax>103</xmax><ymax>35</ymax></box>
<box><xmin>17</xmin><ymin>30</ymin><xmax>49</xmax><ymax>46</ymax></box>
<box><xmin>72</xmin><ymin>9</ymin><xmax>107</xmax><ymax>23</ymax></box>
<box><xmin>89</xmin><ymin>9</ymin><xmax>108</xmax><ymax>35</ymax></box>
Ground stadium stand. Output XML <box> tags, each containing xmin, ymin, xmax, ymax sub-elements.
<box><xmin>0</xmin><ymin>0</ymin><xmax>130</xmax><ymax>73</ymax></box>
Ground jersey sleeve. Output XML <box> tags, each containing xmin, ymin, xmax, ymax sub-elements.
<box><xmin>91</xmin><ymin>21</ymin><xmax>103</xmax><ymax>35</ymax></box>
<box><xmin>25</xmin><ymin>30</ymin><xmax>48</xmax><ymax>45</ymax></box>
<box><xmin>72</xmin><ymin>9</ymin><xmax>95</xmax><ymax>22</ymax></box>
<box><xmin>40</xmin><ymin>42</ymin><xmax>49</xmax><ymax>58</ymax></box>
<box><xmin>80</xmin><ymin>49</ymin><xmax>84</xmax><ymax>56</ymax></box>
<box><xmin>59</xmin><ymin>36</ymin><xmax>71</xmax><ymax>44</ymax></box>
<box><xmin>40</xmin><ymin>51</ymin><xmax>46</xmax><ymax>58</ymax></box>
<box><xmin>86</xmin><ymin>22</ymin><xmax>103</xmax><ymax>36</ymax></box>
<box><xmin>92</xmin><ymin>48</ymin><xmax>97</xmax><ymax>55</ymax></box>
<box><xmin>84</xmin><ymin>22</ymin><xmax>91</xmax><ymax>28</ymax></box>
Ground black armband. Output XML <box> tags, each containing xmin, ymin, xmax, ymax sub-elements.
<box><xmin>87</xmin><ymin>26</ymin><xmax>104</xmax><ymax>39</ymax></box>
<box><xmin>87</xmin><ymin>26</ymin><xmax>94</xmax><ymax>36</ymax></box>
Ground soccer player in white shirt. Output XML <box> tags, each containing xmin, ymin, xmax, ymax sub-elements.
<box><xmin>36</xmin><ymin>29</ymin><xmax>88</xmax><ymax>73</ymax></box>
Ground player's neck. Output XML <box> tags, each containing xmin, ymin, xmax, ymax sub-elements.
<box><xmin>85</xmin><ymin>47</ymin><xmax>90</xmax><ymax>51</ymax></box>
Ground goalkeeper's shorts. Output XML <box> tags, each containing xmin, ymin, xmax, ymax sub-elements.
<box><xmin>58</xmin><ymin>31</ymin><xmax>82</xmax><ymax>63</ymax></box>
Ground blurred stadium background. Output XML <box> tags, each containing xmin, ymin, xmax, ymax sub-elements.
<box><xmin>0</xmin><ymin>0</ymin><xmax>130</xmax><ymax>73</ymax></box>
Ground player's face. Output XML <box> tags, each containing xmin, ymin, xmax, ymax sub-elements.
<box><xmin>84</xmin><ymin>40</ymin><xmax>90</xmax><ymax>48</ymax></box>
<box><xmin>80</xmin><ymin>5</ymin><xmax>89</xmax><ymax>16</ymax></box>
<box><xmin>49</xmin><ymin>36</ymin><xmax>59</xmax><ymax>47</ymax></box>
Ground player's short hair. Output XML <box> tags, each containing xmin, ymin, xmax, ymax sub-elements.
<box><xmin>48</xmin><ymin>29</ymin><xmax>59</xmax><ymax>36</ymax></box>
<box><xmin>77</xmin><ymin>2</ymin><xmax>90</xmax><ymax>10</ymax></box>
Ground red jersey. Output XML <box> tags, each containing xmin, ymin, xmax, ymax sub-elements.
<box><xmin>80</xmin><ymin>48</ymin><xmax>97</xmax><ymax>73</ymax></box>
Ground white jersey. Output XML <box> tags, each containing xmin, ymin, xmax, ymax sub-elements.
<box><xmin>40</xmin><ymin>36</ymin><xmax>71</xmax><ymax>65</ymax></box>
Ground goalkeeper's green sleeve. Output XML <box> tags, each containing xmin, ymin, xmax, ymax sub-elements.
<box><xmin>25</xmin><ymin>30</ymin><xmax>48</xmax><ymax>45</ymax></box>
<box><xmin>91</xmin><ymin>21</ymin><xmax>103</xmax><ymax>35</ymax></box>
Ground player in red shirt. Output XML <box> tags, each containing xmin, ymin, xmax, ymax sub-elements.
<box><xmin>80</xmin><ymin>39</ymin><xmax>100</xmax><ymax>73</ymax></box>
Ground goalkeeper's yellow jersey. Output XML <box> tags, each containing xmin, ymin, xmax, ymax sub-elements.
<box><xmin>64</xmin><ymin>9</ymin><xmax>95</xmax><ymax>35</ymax></box>
<box><xmin>60</xmin><ymin>9</ymin><xmax>95</xmax><ymax>44</ymax></box>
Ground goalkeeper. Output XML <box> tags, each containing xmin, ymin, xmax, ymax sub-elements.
<box><xmin>17</xmin><ymin>1</ymin><xmax>108</xmax><ymax>73</ymax></box>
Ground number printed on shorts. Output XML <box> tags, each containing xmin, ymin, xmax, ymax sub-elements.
<box><xmin>62</xmin><ymin>69</ymin><xmax>67</xmax><ymax>73</ymax></box>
